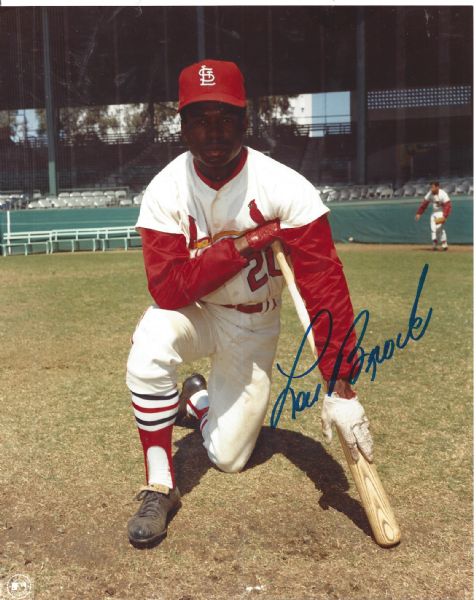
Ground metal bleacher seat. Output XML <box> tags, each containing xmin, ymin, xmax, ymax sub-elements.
<box><xmin>94</xmin><ymin>196</ymin><xmax>108</xmax><ymax>207</ymax></box>
<box><xmin>454</xmin><ymin>180</ymin><xmax>470</xmax><ymax>195</ymax></box>
<box><xmin>393</xmin><ymin>187</ymin><xmax>404</xmax><ymax>198</ymax></box>
<box><xmin>358</xmin><ymin>186</ymin><xmax>368</xmax><ymax>199</ymax></box>
<box><xmin>102</xmin><ymin>190</ymin><xmax>117</xmax><ymax>206</ymax></box>
<box><xmin>52</xmin><ymin>197</ymin><xmax>68</xmax><ymax>208</ymax></box>
<box><xmin>316</xmin><ymin>186</ymin><xmax>332</xmax><ymax>202</ymax></box>
<box><xmin>441</xmin><ymin>182</ymin><xmax>455</xmax><ymax>194</ymax></box>
<box><xmin>365</xmin><ymin>186</ymin><xmax>377</xmax><ymax>199</ymax></box>
<box><xmin>415</xmin><ymin>184</ymin><xmax>427</xmax><ymax>197</ymax></box>
<box><xmin>66</xmin><ymin>196</ymin><xmax>80</xmax><ymax>208</ymax></box>
<box><xmin>338</xmin><ymin>189</ymin><xmax>350</xmax><ymax>202</ymax></box>
<box><xmin>326</xmin><ymin>190</ymin><xmax>340</xmax><ymax>203</ymax></box>
<box><xmin>403</xmin><ymin>184</ymin><xmax>416</xmax><ymax>197</ymax></box>
<box><xmin>378</xmin><ymin>186</ymin><xmax>393</xmax><ymax>199</ymax></box>
<box><xmin>4</xmin><ymin>195</ymin><xmax>19</xmax><ymax>209</ymax></box>
<box><xmin>80</xmin><ymin>196</ymin><xmax>94</xmax><ymax>208</ymax></box>
<box><xmin>37</xmin><ymin>197</ymin><xmax>54</xmax><ymax>209</ymax></box>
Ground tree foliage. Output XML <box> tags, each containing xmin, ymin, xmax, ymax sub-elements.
<box><xmin>31</xmin><ymin>94</ymin><xmax>296</xmax><ymax>143</ymax></box>
<box><xmin>34</xmin><ymin>101</ymin><xmax>179</xmax><ymax>142</ymax></box>
<box><xmin>0</xmin><ymin>111</ymin><xmax>19</xmax><ymax>142</ymax></box>
<box><xmin>248</xmin><ymin>95</ymin><xmax>298</xmax><ymax>137</ymax></box>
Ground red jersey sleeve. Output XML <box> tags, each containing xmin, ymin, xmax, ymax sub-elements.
<box><xmin>140</xmin><ymin>227</ymin><xmax>247</xmax><ymax>310</ymax></box>
<box><xmin>280</xmin><ymin>215</ymin><xmax>357</xmax><ymax>383</ymax></box>
<box><xmin>416</xmin><ymin>199</ymin><xmax>430</xmax><ymax>215</ymax></box>
<box><xmin>443</xmin><ymin>200</ymin><xmax>452</xmax><ymax>218</ymax></box>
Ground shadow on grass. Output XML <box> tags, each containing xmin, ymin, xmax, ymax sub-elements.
<box><xmin>173</xmin><ymin>425</ymin><xmax>372</xmax><ymax>540</ymax></box>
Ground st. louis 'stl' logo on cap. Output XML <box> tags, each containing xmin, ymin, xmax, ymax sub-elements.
<box><xmin>198</xmin><ymin>64</ymin><xmax>216</xmax><ymax>87</ymax></box>
<box><xmin>178</xmin><ymin>59</ymin><xmax>246</xmax><ymax>110</ymax></box>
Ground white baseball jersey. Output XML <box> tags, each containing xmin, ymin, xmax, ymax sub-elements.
<box><xmin>137</xmin><ymin>147</ymin><xmax>329</xmax><ymax>307</ymax></box>
<box><xmin>424</xmin><ymin>189</ymin><xmax>450</xmax><ymax>212</ymax></box>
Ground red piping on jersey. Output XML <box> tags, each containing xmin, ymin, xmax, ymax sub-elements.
<box><xmin>194</xmin><ymin>147</ymin><xmax>248</xmax><ymax>190</ymax></box>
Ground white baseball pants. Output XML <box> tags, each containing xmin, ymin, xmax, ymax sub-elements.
<box><xmin>430</xmin><ymin>211</ymin><xmax>448</xmax><ymax>246</ymax></box>
<box><xmin>126</xmin><ymin>301</ymin><xmax>281</xmax><ymax>473</ymax></box>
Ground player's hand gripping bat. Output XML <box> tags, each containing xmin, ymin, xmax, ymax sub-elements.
<box><xmin>271</xmin><ymin>240</ymin><xmax>401</xmax><ymax>547</ymax></box>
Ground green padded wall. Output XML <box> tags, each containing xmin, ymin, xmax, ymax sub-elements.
<box><xmin>327</xmin><ymin>197</ymin><xmax>472</xmax><ymax>244</ymax></box>
<box><xmin>0</xmin><ymin>207</ymin><xmax>140</xmax><ymax>236</ymax></box>
<box><xmin>0</xmin><ymin>198</ymin><xmax>472</xmax><ymax>245</ymax></box>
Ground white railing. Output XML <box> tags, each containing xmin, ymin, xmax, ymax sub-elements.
<box><xmin>1</xmin><ymin>225</ymin><xmax>140</xmax><ymax>256</ymax></box>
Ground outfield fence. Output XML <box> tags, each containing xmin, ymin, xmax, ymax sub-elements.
<box><xmin>0</xmin><ymin>197</ymin><xmax>472</xmax><ymax>255</ymax></box>
<box><xmin>328</xmin><ymin>196</ymin><xmax>473</xmax><ymax>244</ymax></box>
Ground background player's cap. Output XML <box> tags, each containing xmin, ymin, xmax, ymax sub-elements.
<box><xmin>178</xmin><ymin>59</ymin><xmax>247</xmax><ymax>111</ymax></box>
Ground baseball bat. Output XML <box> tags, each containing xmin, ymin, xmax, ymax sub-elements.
<box><xmin>271</xmin><ymin>240</ymin><xmax>401</xmax><ymax>547</ymax></box>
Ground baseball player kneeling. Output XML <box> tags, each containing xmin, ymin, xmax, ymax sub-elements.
<box><xmin>415</xmin><ymin>180</ymin><xmax>452</xmax><ymax>251</ymax></box>
<box><xmin>125</xmin><ymin>59</ymin><xmax>373</xmax><ymax>548</ymax></box>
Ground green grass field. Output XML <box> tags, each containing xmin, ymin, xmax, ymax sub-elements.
<box><xmin>0</xmin><ymin>244</ymin><xmax>472</xmax><ymax>600</ymax></box>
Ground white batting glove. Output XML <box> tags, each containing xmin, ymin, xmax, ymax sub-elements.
<box><xmin>321</xmin><ymin>394</ymin><xmax>374</xmax><ymax>462</ymax></box>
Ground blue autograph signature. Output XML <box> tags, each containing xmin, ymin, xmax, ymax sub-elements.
<box><xmin>270</xmin><ymin>263</ymin><xmax>432</xmax><ymax>429</ymax></box>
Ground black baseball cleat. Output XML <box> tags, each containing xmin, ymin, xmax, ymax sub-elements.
<box><xmin>127</xmin><ymin>485</ymin><xmax>181</xmax><ymax>548</ymax></box>
<box><xmin>176</xmin><ymin>373</ymin><xmax>207</xmax><ymax>426</ymax></box>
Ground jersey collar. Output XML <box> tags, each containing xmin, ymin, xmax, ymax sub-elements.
<box><xmin>193</xmin><ymin>147</ymin><xmax>248</xmax><ymax>191</ymax></box>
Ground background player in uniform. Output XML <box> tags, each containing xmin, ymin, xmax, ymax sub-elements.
<box><xmin>125</xmin><ymin>59</ymin><xmax>374</xmax><ymax>548</ymax></box>
<box><xmin>415</xmin><ymin>181</ymin><xmax>452</xmax><ymax>251</ymax></box>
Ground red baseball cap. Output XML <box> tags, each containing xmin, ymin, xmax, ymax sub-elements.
<box><xmin>178</xmin><ymin>59</ymin><xmax>247</xmax><ymax>111</ymax></box>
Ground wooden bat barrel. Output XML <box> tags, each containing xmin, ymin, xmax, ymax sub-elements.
<box><xmin>271</xmin><ymin>241</ymin><xmax>401</xmax><ymax>548</ymax></box>
<box><xmin>337</xmin><ymin>430</ymin><xmax>401</xmax><ymax>547</ymax></box>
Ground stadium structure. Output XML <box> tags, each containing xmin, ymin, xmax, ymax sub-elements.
<box><xmin>0</xmin><ymin>6</ymin><xmax>472</xmax><ymax>252</ymax></box>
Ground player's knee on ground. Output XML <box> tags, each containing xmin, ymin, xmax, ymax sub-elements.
<box><xmin>207</xmin><ymin>443</ymin><xmax>253</xmax><ymax>474</ymax></box>
<box><xmin>214</xmin><ymin>455</ymin><xmax>247</xmax><ymax>474</ymax></box>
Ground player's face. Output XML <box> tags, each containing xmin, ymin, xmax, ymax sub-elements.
<box><xmin>431</xmin><ymin>184</ymin><xmax>439</xmax><ymax>194</ymax></box>
<box><xmin>181</xmin><ymin>102</ymin><xmax>247</xmax><ymax>170</ymax></box>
